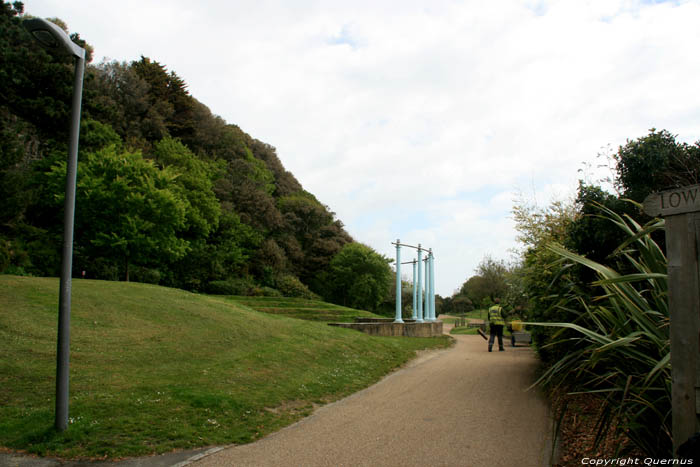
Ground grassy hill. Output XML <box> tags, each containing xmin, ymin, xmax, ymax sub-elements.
<box><xmin>0</xmin><ymin>275</ymin><xmax>450</xmax><ymax>460</ymax></box>
<box><xmin>224</xmin><ymin>296</ymin><xmax>383</xmax><ymax>322</ymax></box>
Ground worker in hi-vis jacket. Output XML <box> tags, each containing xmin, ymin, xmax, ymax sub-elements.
<box><xmin>488</xmin><ymin>298</ymin><xmax>506</xmax><ymax>352</ymax></box>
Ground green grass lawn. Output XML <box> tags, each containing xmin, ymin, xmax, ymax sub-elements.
<box><xmin>224</xmin><ymin>296</ymin><xmax>382</xmax><ymax>322</ymax></box>
<box><xmin>0</xmin><ymin>275</ymin><xmax>451</xmax><ymax>460</ymax></box>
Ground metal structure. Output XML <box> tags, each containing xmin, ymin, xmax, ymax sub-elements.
<box><xmin>391</xmin><ymin>240</ymin><xmax>436</xmax><ymax>323</ymax></box>
<box><xmin>24</xmin><ymin>17</ymin><xmax>86</xmax><ymax>432</ymax></box>
<box><xmin>394</xmin><ymin>241</ymin><xmax>403</xmax><ymax>323</ymax></box>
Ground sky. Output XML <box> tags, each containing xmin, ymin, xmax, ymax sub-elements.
<box><xmin>24</xmin><ymin>0</ymin><xmax>700</xmax><ymax>297</ymax></box>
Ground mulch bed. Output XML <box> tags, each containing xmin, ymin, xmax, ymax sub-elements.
<box><xmin>550</xmin><ymin>390</ymin><xmax>644</xmax><ymax>466</ymax></box>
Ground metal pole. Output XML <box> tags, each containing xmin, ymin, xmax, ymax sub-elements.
<box><xmin>412</xmin><ymin>260</ymin><xmax>417</xmax><ymax>320</ymax></box>
<box><xmin>394</xmin><ymin>239</ymin><xmax>403</xmax><ymax>323</ymax></box>
<box><xmin>55</xmin><ymin>55</ymin><xmax>85</xmax><ymax>432</ymax></box>
<box><xmin>423</xmin><ymin>256</ymin><xmax>431</xmax><ymax>321</ymax></box>
<box><xmin>430</xmin><ymin>250</ymin><xmax>436</xmax><ymax>321</ymax></box>
<box><xmin>416</xmin><ymin>246</ymin><xmax>423</xmax><ymax>323</ymax></box>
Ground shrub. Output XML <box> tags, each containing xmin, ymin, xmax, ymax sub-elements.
<box><xmin>529</xmin><ymin>203</ymin><xmax>670</xmax><ymax>456</ymax></box>
<box><xmin>0</xmin><ymin>238</ymin><xmax>10</xmax><ymax>273</ymax></box>
<box><xmin>251</xmin><ymin>286</ymin><xmax>282</xmax><ymax>297</ymax></box>
<box><xmin>274</xmin><ymin>274</ymin><xmax>316</xmax><ymax>299</ymax></box>
<box><xmin>89</xmin><ymin>258</ymin><xmax>120</xmax><ymax>281</ymax></box>
<box><xmin>206</xmin><ymin>278</ymin><xmax>254</xmax><ymax>295</ymax></box>
<box><xmin>130</xmin><ymin>266</ymin><xmax>161</xmax><ymax>284</ymax></box>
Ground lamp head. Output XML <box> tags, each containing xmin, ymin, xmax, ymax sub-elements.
<box><xmin>23</xmin><ymin>17</ymin><xmax>85</xmax><ymax>59</ymax></box>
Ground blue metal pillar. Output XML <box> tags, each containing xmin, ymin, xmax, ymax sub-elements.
<box><xmin>394</xmin><ymin>239</ymin><xmax>403</xmax><ymax>323</ymax></box>
<box><xmin>424</xmin><ymin>256</ymin><xmax>430</xmax><ymax>321</ymax></box>
<box><xmin>430</xmin><ymin>250</ymin><xmax>436</xmax><ymax>321</ymax></box>
<box><xmin>411</xmin><ymin>260</ymin><xmax>417</xmax><ymax>320</ymax></box>
<box><xmin>416</xmin><ymin>245</ymin><xmax>423</xmax><ymax>322</ymax></box>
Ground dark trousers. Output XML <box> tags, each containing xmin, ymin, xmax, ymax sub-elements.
<box><xmin>489</xmin><ymin>324</ymin><xmax>504</xmax><ymax>351</ymax></box>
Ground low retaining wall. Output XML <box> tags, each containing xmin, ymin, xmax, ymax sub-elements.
<box><xmin>328</xmin><ymin>319</ymin><xmax>443</xmax><ymax>337</ymax></box>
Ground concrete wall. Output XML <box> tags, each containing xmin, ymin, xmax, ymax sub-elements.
<box><xmin>328</xmin><ymin>320</ymin><xmax>443</xmax><ymax>337</ymax></box>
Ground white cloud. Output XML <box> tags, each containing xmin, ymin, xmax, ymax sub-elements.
<box><xmin>25</xmin><ymin>0</ymin><xmax>700</xmax><ymax>295</ymax></box>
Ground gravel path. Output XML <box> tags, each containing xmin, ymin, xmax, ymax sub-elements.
<box><xmin>194</xmin><ymin>329</ymin><xmax>553</xmax><ymax>467</ymax></box>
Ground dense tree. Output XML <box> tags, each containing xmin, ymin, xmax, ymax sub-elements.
<box><xmin>0</xmin><ymin>3</ymin><xmax>74</xmax><ymax>138</ymax></box>
<box><xmin>249</xmin><ymin>140</ymin><xmax>303</xmax><ymax>196</ymax></box>
<box><xmin>565</xmin><ymin>129</ymin><xmax>699</xmax><ymax>280</ymax></box>
<box><xmin>460</xmin><ymin>256</ymin><xmax>509</xmax><ymax>305</ymax></box>
<box><xmin>452</xmin><ymin>296</ymin><xmax>474</xmax><ymax>314</ymax></box>
<box><xmin>511</xmin><ymin>195</ymin><xmax>578</xmax><ymax>364</ymax></box>
<box><xmin>166</xmin><ymin>210</ymin><xmax>261</xmax><ymax>290</ymax></box>
<box><xmin>43</xmin><ymin>146</ymin><xmax>188</xmax><ymax>281</ymax></box>
<box><xmin>510</xmin><ymin>129</ymin><xmax>700</xmax><ymax>365</ymax></box>
<box><xmin>278</xmin><ymin>192</ymin><xmax>332</xmax><ymax>240</ymax></box>
<box><xmin>324</xmin><ymin>243</ymin><xmax>392</xmax><ymax>311</ymax></box>
<box><xmin>85</xmin><ymin>60</ymin><xmax>153</xmax><ymax>149</ymax></box>
<box><xmin>151</xmin><ymin>137</ymin><xmax>221</xmax><ymax>238</ymax></box>
<box><xmin>614</xmin><ymin>129</ymin><xmax>700</xmax><ymax>203</ymax></box>
<box><xmin>0</xmin><ymin>2</ymin><xmax>354</xmax><ymax>297</ymax></box>
<box><xmin>131</xmin><ymin>56</ymin><xmax>195</xmax><ymax>143</ymax></box>
<box><xmin>187</xmin><ymin>100</ymin><xmax>250</xmax><ymax>161</ymax></box>
<box><xmin>375</xmin><ymin>278</ymin><xmax>417</xmax><ymax>318</ymax></box>
<box><xmin>0</xmin><ymin>3</ymin><xmax>70</xmax><ymax>234</ymax></box>
<box><xmin>302</xmin><ymin>221</ymin><xmax>352</xmax><ymax>292</ymax></box>
<box><xmin>563</xmin><ymin>182</ymin><xmax>641</xmax><ymax>288</ymax></box>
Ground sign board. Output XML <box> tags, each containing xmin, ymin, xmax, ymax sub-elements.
<box><xmin>643</xmin><ymin>184</ymin><xmax>700</xmax><ymax>217</ymax></box>
<box><xmin>644</xmin><ymin>185</ymin><xmax>700</xmax><ymax>455</ymax></box>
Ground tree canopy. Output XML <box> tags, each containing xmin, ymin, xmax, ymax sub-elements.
<box><xmin>0</xmin><ymin>1</ymin><xmax>362</xmax><ymax>305</ymax></box>
<box><xmin>323</xmin><ymin>243</ymin><xmax>393</xmax><ymax>312</ymax></box>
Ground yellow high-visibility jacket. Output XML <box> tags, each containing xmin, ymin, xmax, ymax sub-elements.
<box><xmin>488</xmin><ymin>305</ymin><xmax>505</xmax><ymax>326</ymax></box>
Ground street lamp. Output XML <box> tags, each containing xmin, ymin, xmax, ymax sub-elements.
<box><xmin>24</xmin><ymin>17</ymin><xmax>86</xmax><ymax>432</ymax></box>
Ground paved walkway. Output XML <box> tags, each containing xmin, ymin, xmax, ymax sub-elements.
<box><xmin>194</xmin><ymin>331</ymin><xmax>553</xmax><ymax>467</ymax></box>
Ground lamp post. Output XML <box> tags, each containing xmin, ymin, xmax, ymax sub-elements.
<box><xmin>24</xmin><ymin>17</ymin><xmax>86</xmax><ymax>432</ymax></box>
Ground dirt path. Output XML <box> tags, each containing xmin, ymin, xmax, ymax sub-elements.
<box><xmin>194</xmin><ymin>330</ymin><xmax>553</xmax><ymax>467</ymax></box>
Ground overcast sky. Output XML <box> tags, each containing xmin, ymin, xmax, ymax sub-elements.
<box><xmin>25</xmin><ymin>0</ymin><xmax>700</xmax><ymax>296</ymax></box>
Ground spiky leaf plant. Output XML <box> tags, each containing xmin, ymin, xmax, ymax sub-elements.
<box><xmin>529</xmin><ymin>202</ymin><xmax>671</xmax><ymax>456</ymax></box>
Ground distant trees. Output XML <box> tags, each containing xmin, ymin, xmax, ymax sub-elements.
<box><xmin>448</xmin><ymin>256</ymin><xmax>518</xmax><ymax>318</ymax></box>
<box><xmin>460</xmin><ymin>255</ymin><xmax>508</xmax><ymax>306</ymax></box>
<box><xmin>441</xmin><ymin>295</ymin><xmax>473</xmax><ymax>315</ymax></box>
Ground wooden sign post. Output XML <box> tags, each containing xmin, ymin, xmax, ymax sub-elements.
<box><xmin>644</xmin><ymin>184</ymin><xmax>700</xmax><ymax>455</ymax></box>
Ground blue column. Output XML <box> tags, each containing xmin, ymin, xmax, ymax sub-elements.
<box><xmin>430</xmin><ymin>250</ymin><xmax>436</xmax><ymax>321</ymax></box>
<box><xmin>416</xmin><ymin>245</ymin><xmax>423</xmax><ymax>323</ymax></box>
<box><xmin>394</xmin><ymin>239</ymin><xmax>403</xmax><ymax>323</ymax></box>
<box><xmin>424</xmin><ymin>256</ymin><xmax>430</xmax><ymax>321</ymax></box>
<box><xmin>411</xmin><ymin>260</ymin><xmax>417</xmax><ymax>320</ymax></box>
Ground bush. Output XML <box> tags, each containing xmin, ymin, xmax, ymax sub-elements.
<box><xmin>0</xmin><ymin>238</ymin><xmax>10</xmax><ymax>273</ymax></box>
<box><xmin>530</xmin><ymin>204</ymin><xmax>670</xmax><ymax>456</ymax></box>
<box><xmin>206</xmin><ymin>278</ymin><xmax>254</xmax><ymax>295</ymax></box>
<box><xmin>324</xmin><ymin>243</ymin><xmax>392</xmax><ymax>311</ymax></box>
<box><xmin>89</xmin><ymin>258</ymin><xmax>120</xmax><ymax>281</ymax></box>
<box><xmin>274</xmin><ymin>274</ymin><xmax>316</xmax><ymax>299</ymax></box>
<box><xmin>250</xmin><ymin>286</ymin><xmax>282</xmax><ymax>297</ymax></box>
<box><xmin>0</xmin><ymin>237</ymin><xmax>34</xmax><ymax>275</ymax></box>
<box><xmin>130</xmin><ymin>266</ymin><xmax>161</xmax><ymax>284</ymax></box>
<box><xmin>4</xmin><ymin>265</ymin><xmax>30</xmax><ymax>276</ymax></box>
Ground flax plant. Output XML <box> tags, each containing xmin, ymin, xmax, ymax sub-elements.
<box><xmin>528</xmin><ymin>202</ymin><xmax>671</xmax><ymax>456</ymax></box>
